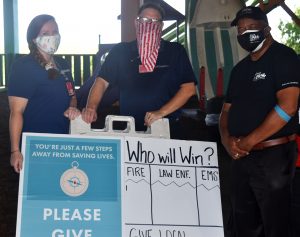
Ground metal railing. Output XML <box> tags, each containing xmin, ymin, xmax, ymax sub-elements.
<box><xmin>0</xmin><ymin>54</ymin><xmax>6</xmax><ymax>88</ymax></box>
<box><xmin>0</xmin><ymin>22</ymin><xmax>186</xmax><ymax>90</ymax></box>
<box><xmin>162</xmin><ymin>21</ymin><xmax>185</xmax><ymax>44</ymax></box>
<box><xmin>0</xmin><ymin>53</ymin><xmax>98</xmax><ymax>89</ymax></box>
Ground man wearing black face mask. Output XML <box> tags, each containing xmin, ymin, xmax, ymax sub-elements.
<box><xmin>219</xmin><ymin>6</ymin><xmax>300</xmax><ymax>237</ymax></box>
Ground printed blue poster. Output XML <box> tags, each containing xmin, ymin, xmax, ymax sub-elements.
<box><xmin>16</xmin><ymin>133</ymin><xmax>122</xmax><ymax>237</ymax></box>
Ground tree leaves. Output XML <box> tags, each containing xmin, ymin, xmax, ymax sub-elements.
<box><xmin>278</xmin><ymin>8</ymin><xmax>300</xmax><ymax>54</ymax></box>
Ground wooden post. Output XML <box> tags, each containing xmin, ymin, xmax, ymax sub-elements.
<box><xmin>121</xmin><ymin>0</ymin><xmax>140</xmax><ymax>42</ymax></box>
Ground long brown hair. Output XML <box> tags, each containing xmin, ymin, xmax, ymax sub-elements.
<box><xmin>29</xmin><ymin>42</ymin><xmax>59</xmax><ymax>79</ymax></box>
<box><xmin>27</xmin><ymin>14</ymin><xmax>59</xmax><ymax>79</ymax></box>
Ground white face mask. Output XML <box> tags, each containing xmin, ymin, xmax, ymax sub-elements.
<box><xmin>35</xmin><ymin>34</ymin><xmax>60</xmax><ymax>54</ymax></box>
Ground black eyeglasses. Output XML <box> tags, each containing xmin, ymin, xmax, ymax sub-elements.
<box><xmin>136</xmin><ymin>16</ymin><xmax>162</xmax><ymax>23</ymax></box>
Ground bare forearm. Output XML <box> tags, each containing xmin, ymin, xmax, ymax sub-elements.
<box><xmin>69</xmin><ymin>95</ymin><xmax>77</xmax><ymax>108</ymax></box>
<box><xmin>86</xmin><ymin>78</ymin><xmax>108</xmax><ymax>110</ymax></box>
<box><xmin>219</xmin><ymin>106</ymin><xmax>248</xmax><ymax>158</ymax></box>
<box><xmin>82</xmin><ymin>78</ymin><xmax>109</xmax><ymax>123</ymax></box>
<box><xmin>159</xmin><ymin>83</ymin><xmax>196</xmax><ymax>116</ymax></box>
<box><xmin>9</xmin><ymin>112</ymin><xmax>23</xmax><ymax>151</ymax></box>
<box><xmin>245</xmin><ymin>109</ymin><xmax>292</xmax><ymax>144</ymax></box>
<box><xmin>144</xmin><ymin>83</ymin><xmax>196</xmax><ymax>126</ymax></box>
<box><xmin>246</xmin><ymin>87</ymin><xmax>299</xmax><ymax>144</ymax></box>
<box><xmin>237</xmin><ymin>87</ymin><xmax>299</xmax><ymax>152</ymax></box>
<box><xmin>219</xmin><ymin>110</ymin><xmax>230</xmax><ymax>141</ymax></box>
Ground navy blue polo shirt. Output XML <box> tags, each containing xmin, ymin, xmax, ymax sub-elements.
<box><xmin>8</xmin><ymin>55</ymin><xmax>72</xmax><ymax>134</ymax></box>
<box><xmin>99</xmin><ymin>40</ymin><xmax>197</xmax><ymax>130</ymax></box>
<box><xmin>226</xmin><ymin>41</ymin><xmax>300</xmax><ymax>139</ymax></box>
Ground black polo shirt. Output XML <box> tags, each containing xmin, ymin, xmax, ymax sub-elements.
<box><xmin>226</xmin><ymin>41</ymin><xmax>300</xmax><ymax>139</ymax></box>
<box><xmin>99</xmin><ymin>40</ymin><xmax>196</xmax><ymax>131</ymax></box>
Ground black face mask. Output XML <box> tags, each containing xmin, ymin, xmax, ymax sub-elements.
<box><xmin>237</xmin><ymin>29</ymin><xmax>266</xmax><ymax>52</ymax></box>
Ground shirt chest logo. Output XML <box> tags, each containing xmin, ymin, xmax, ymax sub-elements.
<box><xmin>253</xmin><ymin>72</ymin><xmax>267</xmax><ymax>82</ymax></box>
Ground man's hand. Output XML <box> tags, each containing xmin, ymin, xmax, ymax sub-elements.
<box><xmin>144</xmin><ymin>110</ymin><xmax>165</xmax><ymax>127</ymax></box>
<box><xmin>222</xmin><ymin>135</ymin><xmax>249</xmax><ymax>160</ymax></box>
<box><xmin>82</xmin><ymin>77</ymin><xmax>109</xmax><ymax>124</ymax></box>
<box><xmin>82</xmin><ymin>108</ymin><xmax>98</xmax><ymax>124</ymax></box>
<box><xmin>219</xmin><ymin>102</ymin><xmax>250</xmax><ymax>160</ymax></box>
<box><xmin>236</xmin><ymin>136</ymin><xmax>256</xmax><ymax>154</ymax></box>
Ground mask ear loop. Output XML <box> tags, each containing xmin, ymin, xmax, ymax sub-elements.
<box><xmin>263</xmin><ymin>25</ymin><xmax>271</xmax><ymax>37</ymax></box>
<box><xmin>252</xmin><ymin>39</ymin><xmax>266</xmax><ymax>52</ymax></box>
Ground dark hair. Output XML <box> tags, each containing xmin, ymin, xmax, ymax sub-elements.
<box><xmin>29</xmin><ymin>43</ymin><xmax>59</xmax><ymax>79</ymax></box>
<box><xmin>27</xmin><ymin>14</ymin><xmax>59</xmax><ymax>79</ymax></box>
<box><xmin>138</xmin><ymin>2</ymin><xmax>165</xmax><ymax>20</ymax></box>
<box><xmin>27</xmin><ymin>14</ymin><xmax>55</xmax><ymax>45</ymax></box>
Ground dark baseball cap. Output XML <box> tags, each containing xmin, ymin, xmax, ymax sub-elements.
<box><xmin>231</xmin><ymin>6</ymin><xmax>268</xmax><ymax>26</ymax></box>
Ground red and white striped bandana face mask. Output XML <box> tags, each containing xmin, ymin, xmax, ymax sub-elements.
<box><xmin>135</xmin><ymin>20</ymin><xmax>162</xmax><ymax>73</ymax></box>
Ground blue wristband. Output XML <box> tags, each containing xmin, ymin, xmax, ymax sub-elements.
<box><xmin>274</xmin><ymin>105</ymin><xmax>291</xmax><ymax>122</ymax></box>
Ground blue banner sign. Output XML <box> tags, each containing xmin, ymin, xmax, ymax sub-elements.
<box><xmin>16</xmin><ymin>133</ymin><xmax>122</xmax><ymax>237</ymax></box>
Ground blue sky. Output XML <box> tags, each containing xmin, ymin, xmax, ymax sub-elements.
<box><xmin>0</xmin><ymin>0</ymin><xmax>299</xmax><ymax>54</ymax></box>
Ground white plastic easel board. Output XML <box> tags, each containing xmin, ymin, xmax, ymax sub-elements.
<box><xmin>16</xmin><ymin>116</ymin><xmax>224</xmax><ymax>237</ymax></box>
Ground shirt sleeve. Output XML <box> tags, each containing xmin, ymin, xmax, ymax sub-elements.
<box><xmin>177</xmin><ymin>44</ymin><xmax>197</xmax><ymax>85</ymax></box>
<box><xmin>274</xmin><ymin>47</ymin><xmax>300</xmax><ymax>91</ymax></box>
<box><xmin>98</xmin><ymin>43</ymin><xmax>124</xmax><ymax>87</ymax></box>
<box><xmin>7</xmin><ymin>58</ymin><xmax>38</xmax><ymax>99</ymax></box>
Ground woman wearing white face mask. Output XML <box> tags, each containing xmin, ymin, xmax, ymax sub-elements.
<box><xmin>8</xmin><ymin>14</ymin><xmax>80</xmax><ymax>173</ymax></box>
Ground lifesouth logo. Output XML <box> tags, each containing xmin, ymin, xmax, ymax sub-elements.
<box><xmin>250</xmin><ymin>33</ymin><xmax>260</xmax><ymax>42</ymax></box>
<box><xmin>253</xmin><ymin>72</ymin><xmax>266</xmax><ymax>82</ymax></box>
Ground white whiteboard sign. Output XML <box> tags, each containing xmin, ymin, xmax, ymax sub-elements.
<box><xmin>122</xmin><ymin>136</ymin><xmax>224</xmax><ymax>237</ymax></box>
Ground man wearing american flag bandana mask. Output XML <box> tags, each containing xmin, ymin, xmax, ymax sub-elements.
<box><xmin>135</xmin><ymin>12</ymin><xmax>163</xmax><ymax>73</ymax></box>
<box><xmin>82</xmin><ymin>2</ymin><xmax>197</xmax><ymax>138</ymax></box>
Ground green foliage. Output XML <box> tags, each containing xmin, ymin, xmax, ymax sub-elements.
<box><xmin>278</xmin><ymin>8</ymin><xmax>300</xmax><ymax>54</ymax></box>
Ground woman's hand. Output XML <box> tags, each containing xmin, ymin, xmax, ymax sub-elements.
<box><xmin>64</xmin><ymin>107</ymin><xmax>81</xmax><ymax>120</ymax></box>
<box><xmin>10</xmin><ymin>150</ymin><xmax>23</xmax><ymax>173</ymax></box>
